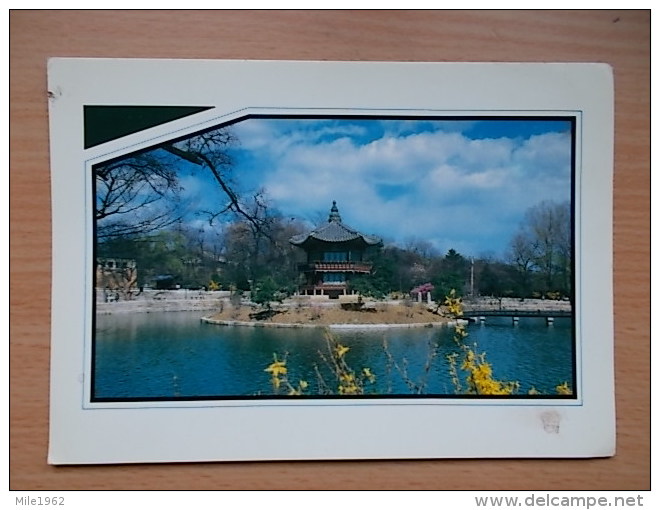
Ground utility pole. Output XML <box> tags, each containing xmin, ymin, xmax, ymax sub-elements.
<box><xmin>470</xmin><ymin>257</ymin><xmax>475</xmax><ymax>298</ymax></box>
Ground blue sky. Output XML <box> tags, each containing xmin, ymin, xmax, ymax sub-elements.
<box><xmin>181</xmin><ymin>117</ymin><xmax>573</xmax><ymax>259</ymax></box>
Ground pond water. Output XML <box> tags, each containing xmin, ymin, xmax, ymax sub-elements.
<box><xmin>93</xmin><ymin>311</ymin><xmax>575</xmax><ymax>400</ymax></box>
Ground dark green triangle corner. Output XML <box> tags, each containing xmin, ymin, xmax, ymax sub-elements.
<box><xmin>84</xmin><ymin>105</ymin><xmax>214</xmax><ymax>149</ymax></box>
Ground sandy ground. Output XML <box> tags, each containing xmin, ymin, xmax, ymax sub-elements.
<box><xmin>207</xmin><ymin>302</ymin><xmax>451</xmax><ymax>326</ymax></box>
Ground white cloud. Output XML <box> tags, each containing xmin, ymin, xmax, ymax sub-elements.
<box><xmin>223</xmin><ymin>119</ymin><xmax>572</xmax><ymax>257</ymax></box>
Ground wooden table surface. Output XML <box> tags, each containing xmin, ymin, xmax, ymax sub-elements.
<box><xmin>9</xmin><ymin>10</ymin><xmax>650</xmax><ymax>490</ymax></box>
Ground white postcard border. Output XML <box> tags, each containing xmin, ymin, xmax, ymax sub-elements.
<box><xmin>48</xmin><ymin>59</ymin><xmax>614</xmax><ymax>464</ymax></box>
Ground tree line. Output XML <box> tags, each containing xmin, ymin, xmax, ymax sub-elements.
<box><xmin>98</xmin><ymin>198</ymin><xmax>571</xmax><ymax>301</ymax></box>
<box><xmin>349</xmin><ymin>200</ymin><xmax>571</xmax><ymax>301</ymax></box>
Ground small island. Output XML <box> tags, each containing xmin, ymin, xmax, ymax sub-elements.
<box><xmin>202</xmin><ymin>295</ymin><xmax>452</xmax><ymax>329</ymax></box>
<box><xmin>202</xmin><ymin>201</ymin><xmax>451</xmax><ymax>329</ymax></box>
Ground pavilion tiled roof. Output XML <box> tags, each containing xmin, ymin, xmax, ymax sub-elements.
<box><xmin>289</xmin><ymin>201</ymin><xmax>382</xmax><ymax>246</ymax></box>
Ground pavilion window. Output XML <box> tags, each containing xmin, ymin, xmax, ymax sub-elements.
<box><xmin>323</xmin><ymin>272</ymin><xmax>346</xmax><ymax>283</ymax></box>
<box><xmin>323</xmin><ymin>251</ymin><xmax>348</xmax><ymax>262</ymax></box>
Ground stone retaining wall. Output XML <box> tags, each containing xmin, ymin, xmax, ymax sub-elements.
<box><xmin>95</xmin><ymin>289</ymin><xmax>230</xmax><ymax>315</ymax></box>
<box><xmin>462</xmin><ymin>297</ymin><xmax>571</xmax><ymax>312</ymax></box>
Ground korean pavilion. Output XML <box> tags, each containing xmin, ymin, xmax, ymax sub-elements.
<box><xmin>289</xmin><ymin>201</ymin><xmax>382</xmax><ymax>298</ymax></box>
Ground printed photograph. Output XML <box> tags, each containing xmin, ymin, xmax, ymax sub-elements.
<box><xmin>92</xmin><ymin>115</ymin><xmax>576</xmax><ymax>401</ymax></box>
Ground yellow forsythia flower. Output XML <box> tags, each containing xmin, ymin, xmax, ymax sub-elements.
<box><xmin>556</xmin><ymin>381</ymin><xmax>573</xmax><ymax>395</ymax></box>
<box><xmin>444</xmin><ymin>290</ymin><xmax>463</xmax><ymax>317</ymax></box>
<box><xmin>362</xmin><ymin>367</ymin><xmax>376</xmax><ymax>383</ymax></box>
<box><xmin>264</xmin><ymin>360</ymin><xmax>287</xmax><ymax>377</ymax></box>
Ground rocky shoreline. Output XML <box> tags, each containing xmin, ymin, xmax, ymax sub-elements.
<box><xmin>200</xmin><ymin>316</ymin><xmax>455</xmax><ymax>330</ymax></box>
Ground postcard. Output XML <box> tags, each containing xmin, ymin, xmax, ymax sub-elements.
<box><xmin>47</xmin><ymin>59</ymin><xmax>614</xmax><ymax>463</ymax></box>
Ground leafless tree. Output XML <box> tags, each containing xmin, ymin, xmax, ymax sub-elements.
<box><xmin>95</xmin><ymin>126</ymin><xmax>269</xmax><ymax>240</ymax></box>
<box><xmin>508</xmin><ymin>200</ymin><xmax>571</xmax><ymax>296</ymax></box>
<box><xmin>221</xmin><ymin>191</ymin><xmax>305</xmax><ymax>287</ymax></box>
<box><xmin>507</xmin><ymin>231</ymin><xmax>537</xmax><ymax>296</ymax></box>
<box><xmin>95</xmin><ymin>152</ymin><xmax>182</xmax><ymax>239</ymax></box>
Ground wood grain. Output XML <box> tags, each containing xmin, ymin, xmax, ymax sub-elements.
<box><xmin>9</xmin><ymin>10</ymin><xmax>650</xmax><ymax>490</ymax></box>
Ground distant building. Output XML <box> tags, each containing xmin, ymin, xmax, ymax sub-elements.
<box><xmin>289</xmin><ymin>201</ymin><xmax>382</xmax><ymax>298</ymax></box>
<box><xmin>96</xmin><ymin>258</ymin><xmax>137</xmax><ymax>301</ymax></box>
